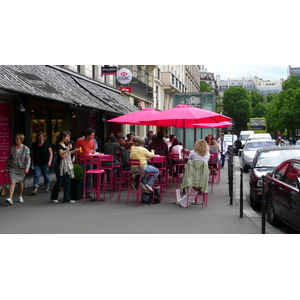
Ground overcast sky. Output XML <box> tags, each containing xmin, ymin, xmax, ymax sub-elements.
<box><xmin>204</xmin><ymin>65</ymin><xmax>290</xmax><ymax>81</ymax></box>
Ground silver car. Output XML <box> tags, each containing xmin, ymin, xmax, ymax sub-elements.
<box><xmin>241</xmin><ymin>139</ymin><xmax>275</xmax><ymax>172</ymax></box>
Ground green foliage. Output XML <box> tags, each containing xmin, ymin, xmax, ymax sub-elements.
<box><xmin>223</xmin><ymin>86</ymin><xmax>252</xmax><ymax>133</ymax></box>
<box><xmin>266</xmin><ymin>76</ymin><xmax>300</xmax><ymax>138</ymax></box>
<box><xmin>73</xmin><ymin>163</ymin><xmax>84</xmax><ymax>180</ymax></box>
<box><xmin>250</xmin><ymin>90</ymin><xmax>265</xmax><ymax>108</ymax></box>
<box><xmin>200</xmin><ymin>81</ymin><xmax>213</xmax><ymax>92</ymax></box>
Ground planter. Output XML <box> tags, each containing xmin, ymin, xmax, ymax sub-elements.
<box><xmin>70</xmin><ymin>179</ymin><xmax>83</xmax><ymax>200</ymax></box>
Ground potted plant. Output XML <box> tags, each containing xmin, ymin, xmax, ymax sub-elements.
<box><xmin>70</xmin><ymin>163</ymin><xmax>84</xmax><ymax>200</ymax></box>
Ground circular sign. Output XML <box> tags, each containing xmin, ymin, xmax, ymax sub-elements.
<box><xmin>188</xmin><ymin>96</ymin><xmax>199</xmax><ymax>106</ymax></box>
<box><xmin>117</xmin><ymin>68</ymin><xmax>132</xmax><ymax>84</ymax></box>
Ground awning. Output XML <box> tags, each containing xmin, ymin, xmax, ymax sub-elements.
<box><xmin>0</xmin><ymin>65</ymin><xmax>139</xmax><ymax>114</ymax></box>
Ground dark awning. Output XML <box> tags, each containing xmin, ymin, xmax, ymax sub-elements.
<box><xmin>0</xmin><ymin>65</ymin><xmax>138</xmax><ymax>114</ymax></box>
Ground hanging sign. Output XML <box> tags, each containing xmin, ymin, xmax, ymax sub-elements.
<box><xmin>117</xmin><ymin>68</ymin><xmax>132</xmax><ymax>84</ymax></box>
<box><xmin>119</xmin><ymin>87</ymin><xmax>132</xmax><ymax>93</ymax></box>
<box><xmin>101</xmin><ymin>66</ymin><xmax>117</xmax><ymax>75</ymax></box>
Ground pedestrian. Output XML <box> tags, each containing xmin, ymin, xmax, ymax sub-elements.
<box><xmin>50</xmin><ymin>131</ymin><xmax>78</xmax><ymax>203</ymax></box>
<box><xmin>217</xmin><ymin>133</ymin><xmax>228</xmax><ymax>168</ymax></box>
<box><xmin>234</xmin><ymin>137</ymin><xmax>243</xmax><ymax>155</ymax></box>
<box><xmin>31</xmin><ymin>132</ymin><xmax>53</xmax><ymax>195</ymax></box>
<box><xmin>129</xmin><ymin>136</ymin><xmax>159</xmax><ymax>192</ymax></box>
<box><xmin>5</xmin><ymin>133</ymin><xmax>31</xmax><ymax>205</ymax></box>
<box><xmin>209</xmin><ymin>137</ymin><xmax>220</xmax><ymax>174</ymax></box>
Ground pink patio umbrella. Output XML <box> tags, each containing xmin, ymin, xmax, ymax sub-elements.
<box><xmin>141</xmin><ymin>105</ymin><xmax>232</xmax><ymax>146</ymax></box>
<box><xmin>191</xmin><ymin>121</ymin><xmax>233</xmax><ymax>128</ymax></box>
<box><xmin>142</xmin><ymin>105</ymin><xmax>232</xmax><ymax>128</ymax></box>
<box><xmin>107</xmin><ymin>108</ymin><xmax>160</xmax><ymax>125</ymax></box>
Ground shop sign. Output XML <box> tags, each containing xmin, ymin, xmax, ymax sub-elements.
<box><xmin>117</xmin><ymin>68</ymin><xmax>132</xmax><ymax>84</ymax></box>
<box><xmin>119</xmin><ymin>87</ymin><xmax>132</xmax><ymax>93</ymax></box>
<box><xmin>101</xmin><ymin>66</ymin><xmax>117</xmax><ymax>75</ymax></box>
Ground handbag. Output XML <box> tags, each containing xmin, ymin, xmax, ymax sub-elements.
<box><xmin>1</xmin><ymin>171</ymin><xmax>8</xmax><ymax>197</ymax></box>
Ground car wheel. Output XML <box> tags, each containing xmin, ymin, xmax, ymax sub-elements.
<box><xmin>250</xmin><ymin>191</ymin><xmax>259</xmax><ymax>209</ymax></box>
<box><xmin>266</xmin><ymin>196</ymin><xmax>279</xmax><ymax>226</ymax></box>
<box><xmin>243</xmin><ymin>166</ymin><xmax>249</xmax><ymax>173</ymax></box>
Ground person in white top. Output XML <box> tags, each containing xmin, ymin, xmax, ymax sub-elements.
<box><xmin>169</xmin><ymin>138</ymin><xmax>188</xmax><ymax>177</ymax></box>
<box><xmin>166</xmin><ymin>134</ymin><xmax>176</xmax><ymax>149</ymax></box>
<box><xmin>217</xmin><ymin>133</ymin><xmax>228</xmax><ymax>168</ymax></box>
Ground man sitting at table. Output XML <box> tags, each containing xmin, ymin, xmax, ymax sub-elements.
<box><xmin>147</xmin><ymin>132</ymin><xmax>169</xmax><ymax>160</ymax></box>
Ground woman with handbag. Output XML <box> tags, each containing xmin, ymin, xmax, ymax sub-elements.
<box><xmin>50</xmin><ymin>131</ymin><xmax>78</xmax><ymax>203</ymax></box>
<box><xmin>5</xmin><ymin>133</ymin><xmax>31</xmax><ymax>205</ymax></box>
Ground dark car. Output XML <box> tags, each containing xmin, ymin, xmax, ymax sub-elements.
<box><xmin>249</xmin><ymin>146</ymin><xmax>300</xmax><ymax>209</ymax></box>
<box><xmin>264</xmin><ymin>158</ymin><xmax>300</xmax><ymax>232</ymax></box>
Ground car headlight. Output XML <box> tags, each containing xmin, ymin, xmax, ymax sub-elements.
<box><xmin>244</xmin><ymin>154</ymin><xmax>253</xmax><ymax>160</ymax></box>
<box><xmin>257</xmin><ymin>179</ymin><xmax>263</xmax><ymax>187</ymax></box>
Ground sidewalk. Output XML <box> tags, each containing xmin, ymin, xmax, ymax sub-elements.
<box><xmin>0</xmin><ymin>157</ymin><xmax>281</xmax><ymax>234</ymax></box>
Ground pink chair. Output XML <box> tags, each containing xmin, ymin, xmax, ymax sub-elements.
<box><xmin>117</xmin><ymin>157</ymin><xmax>132</xmax><ymax>202</ymax></box>
<box><xmin>169</xmin><ymin>153</ymin><xmax>184</xmax><ymax>189</ymax></box>
<box><xmin>127</xmin><ymin>159</ymin><xmax>155</xmax><ymax>206</ymax></box>
<box><xmin>83</xmin><ymin>156</ymin><xmax>105</xmax><ymax>204</ymax></box>
<box><xmin>150</xmin><ymin>156</ymin><xmax>167</xmax><ymax>199</ymax></box>
<box><xmin>98</xmin><ymin>154</ymin><xmax>114</xmax><ymax>199</ymax></box>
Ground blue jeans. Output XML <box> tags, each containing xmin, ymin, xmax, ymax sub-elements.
<box><xmin>220</xmin><ymin>153</ymin><xmax>226</xmax><ymax>167</ymax></box>
<box><xmin>33</xmin><ymin>164</ymin><xmax>50</xmax><ymax>188</ymax></box>
<box><xmin>141</xmin><ymin>165</ymin><xmax>159</xmax><ymax>186</ymax></box>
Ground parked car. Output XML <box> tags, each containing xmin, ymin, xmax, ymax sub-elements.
<box><xmin>295</xmin><ymin>140</ymin><xmax>300</xmax><ymax>146</ymax></box>
<box><xmin>249</xmin><ymin>146</ymin><xmax>300</xmax><ymax>208</ymax></box>
<box><xmin>247</xmin><ymin>133</ymin><xmax>272</xmax><ymax>141</ymax></box>
<box><xmin>241</xmin><ymin>139</ymin><xmax>275</xmax><ymax>172</ymax></box>
<box><xmin>264</xmin><ymin>158</ymin><xmax>300</xmax><ymax>232</ymax></box>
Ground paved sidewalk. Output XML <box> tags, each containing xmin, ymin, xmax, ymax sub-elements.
<box><xmin>0</xmin><ymin>157</ymin><xmax>280</xmax><ymax>234</ymax></box>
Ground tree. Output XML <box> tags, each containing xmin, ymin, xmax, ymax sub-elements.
<box><xmin>222</xmin><ymin>86</ymin><xmax>252</xmax><ymax>134</ymax></box>
<box><xmin>200</xmin><ymin>81</ymin><xmax>213</xmax><ymax>92</ymax></box>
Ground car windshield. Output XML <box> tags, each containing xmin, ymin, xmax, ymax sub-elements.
<box><xmin>245</xmin><ymin>141</ymin><xmax>274</xmax><ymax>150</ymax></box>
<box><xmin>255</xmin><ymin>149</ymin><xmax>300</xmax><ymax>167</ymax></box>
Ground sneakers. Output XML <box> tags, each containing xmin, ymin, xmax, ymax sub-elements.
<box><xmin>52</xmin><ymin>200</ymin><xmax>59</xmax><ymax>203</ymax></box>
<box><xmin>145</xmin><ymin>184</ymin><xmax>153</xmax><ymax>192</ymax></box>
<box><xmin>69</xmin><ymin>200</ymin><xmax>76</xmax><ymax>203</ymax></box>
<box><xmin>140</xmin><ymin>183</ymin><xmax>148</xmax><ymax>191</ymax></box>
<box><xmin>5</xmin><ymin>198</ymin><xmax>13</xmax><ymax>205</ymax></box>
<box><xmin>18</xmin><ymin>197</ymin><xmax>24</xmax><ymax>203</ymax></box>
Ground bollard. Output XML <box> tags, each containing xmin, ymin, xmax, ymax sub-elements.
<box><xmin>240</xmin><ymin>167</ymin><xmax>243</xmax><ymax>218</ymax></box>
<box><xmin>230</xmin><ymin>162</ymin><xmax>234</xmax><ymax>205</ymax></box>
<box><xmin>261</xmin><ymin>175</ymin><xmax>266</xmax><ymax>234</ymax></box>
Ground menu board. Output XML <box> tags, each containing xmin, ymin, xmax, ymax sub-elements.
<box><xmin>0</xmin><ymin>103</ymin><xmax>12</xmax><ymax>185</ymax></box>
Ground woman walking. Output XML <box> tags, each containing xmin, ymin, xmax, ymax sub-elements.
<box><xmin>5</xmin><ymin>133</ymin><xmax>31</xmax><ymax>205</ymax></box>
<box><xmin>50</xmin><ymin>131</ymin><xmax>78</xmax><ymax>203</ymax></box>
<box><xmin>31</xmin><ymin>132</ymin><xmax>53</xmax><ymax>195</ymax></box>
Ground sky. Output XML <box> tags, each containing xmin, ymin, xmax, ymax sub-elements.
<box><xmin>204</xmin><ymin>65</ymin><xmax>290</xmax><ymax>81</ymax></box>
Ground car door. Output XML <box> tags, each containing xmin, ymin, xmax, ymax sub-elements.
<box><xmin>269</xmin><ymin>162</ymin><xmax>291</xmax><ymax>219</ymax></box>
<box><xmin>282</xmin><ymin>162</ymin><xmax>300</xmax><ymax>230</ymax></box>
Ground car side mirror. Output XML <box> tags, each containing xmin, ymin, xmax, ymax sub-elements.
<box><xmin>297</xmin><ymin>177</ymin><xmax>300</xmax><ymax>190</ymax></box>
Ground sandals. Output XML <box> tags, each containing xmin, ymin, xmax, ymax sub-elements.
<box><xmin>31</xmin><ymin>189</ymin><xmax>38</xmax><ymax>196</ymax></box>
<box><xmin>45</xmin><ymin>187</ymin><xmax>50</xmax><ymax>193</ymax></box>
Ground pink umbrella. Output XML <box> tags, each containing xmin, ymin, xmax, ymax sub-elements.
<box><xmin>107</xmin><ymin>108</ymin><xmax>160</xmax><ymax>125</ymax></box>
<box><xmin>192</xmin><ymin>121</ymin><xmax>233</xmax><ymax>128</ymax></box>
<box><xmin>143</xmin><ymin>105</ymin><xmax>232</xmax><ymax>128</ymax></box>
